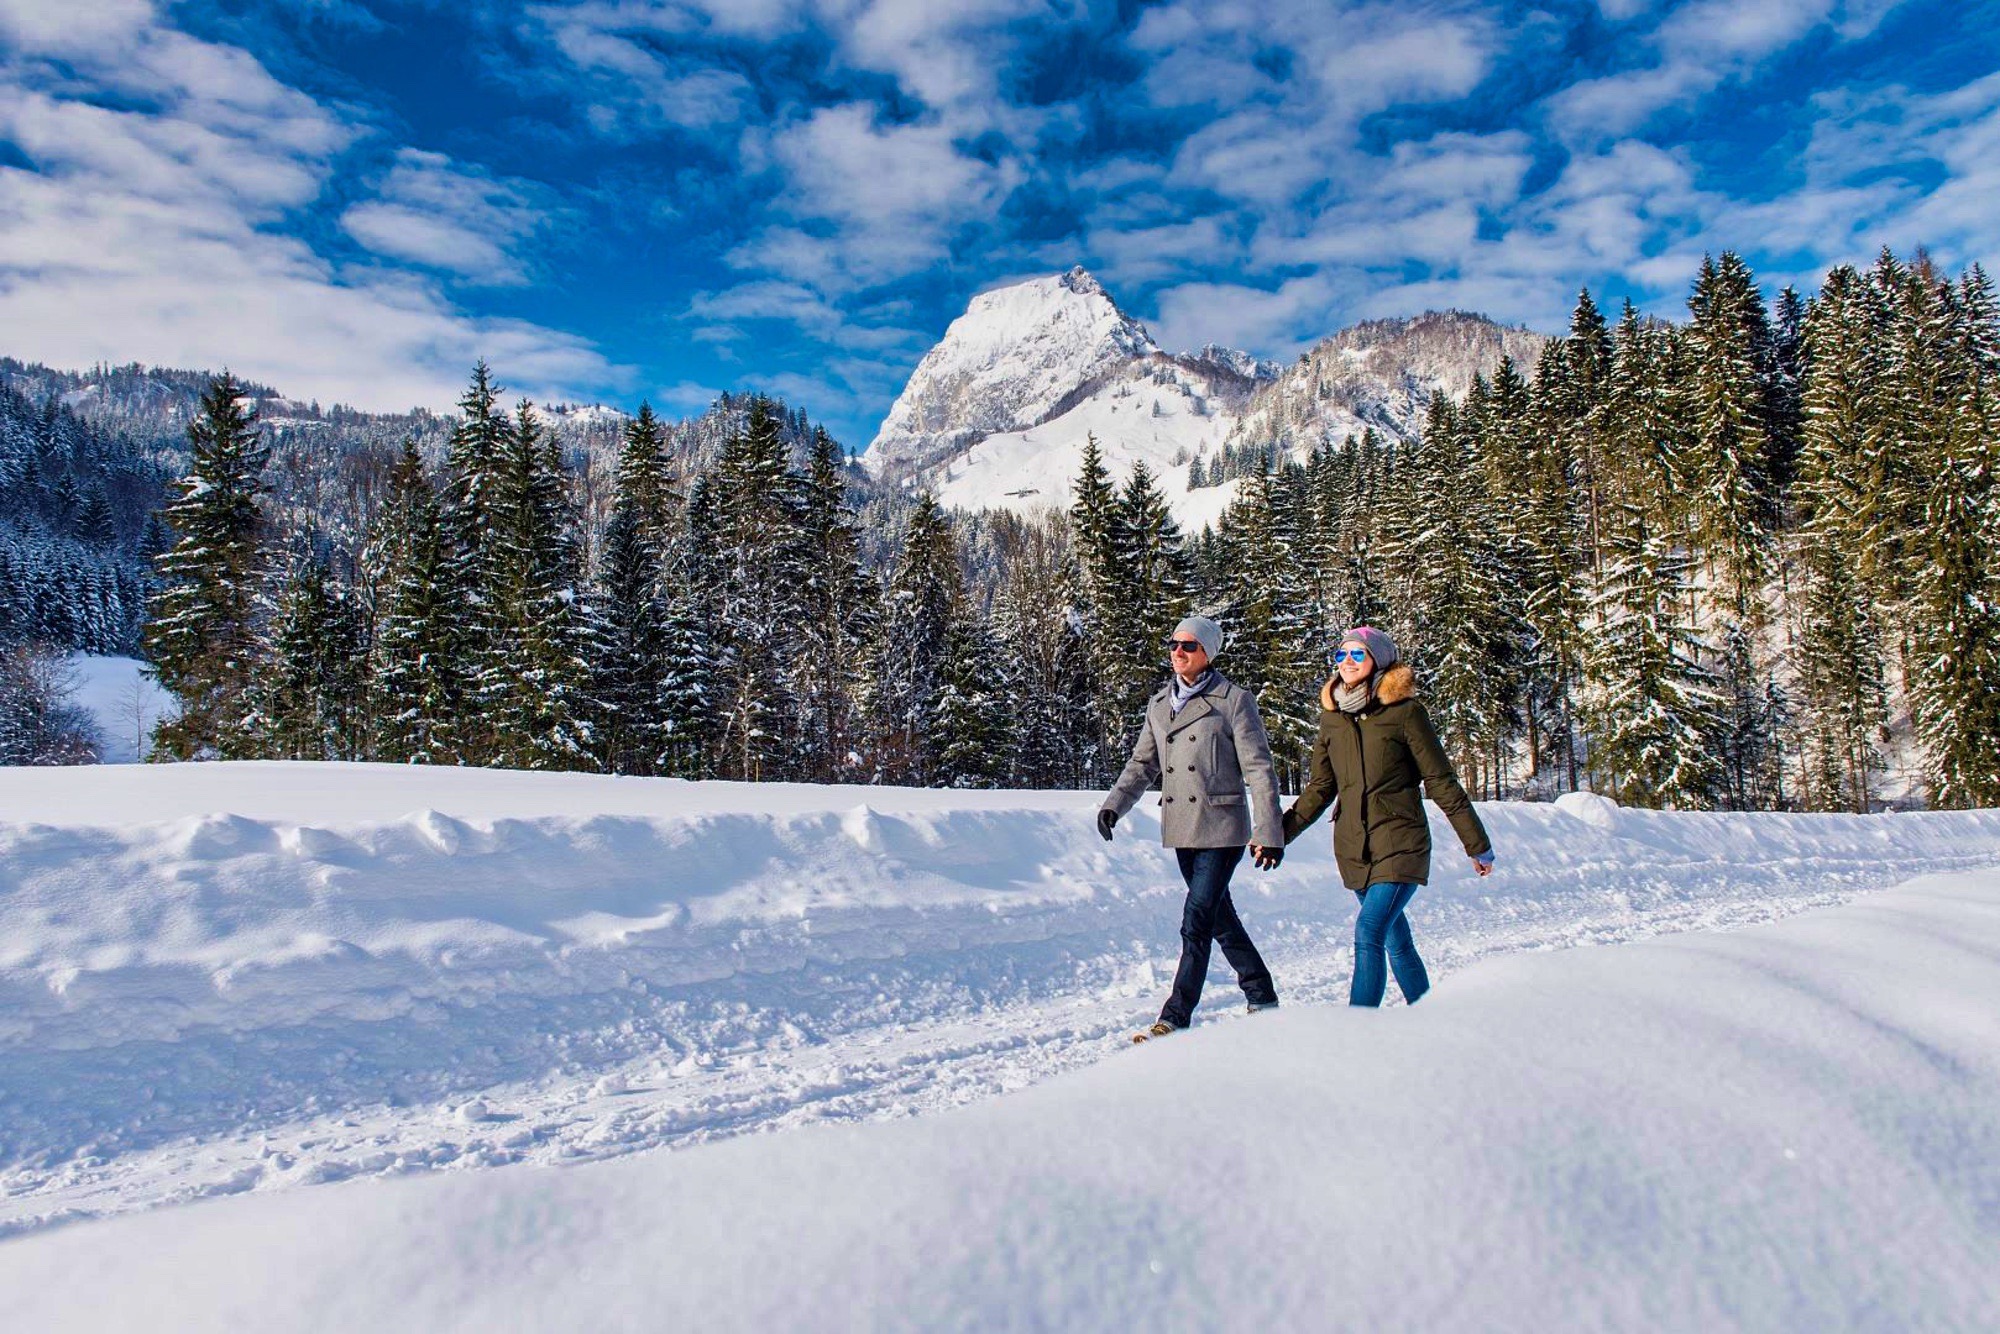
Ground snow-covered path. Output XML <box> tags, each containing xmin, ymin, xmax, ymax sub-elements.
<box><xmin>4</xmin><ymin>763</ymin><xmax>2000</xmax><ymax>1240</ymax></box>
<box><xmin>7</xmin><ymin>866</ymin><xmax>1998</xmax><ymax>1332</ymax></box>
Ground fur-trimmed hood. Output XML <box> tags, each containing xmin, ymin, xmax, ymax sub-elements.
<box><xmin>1320</xmin><ymin>661</ymin><xmax>1416</xmax><ymax>712</ymax></box>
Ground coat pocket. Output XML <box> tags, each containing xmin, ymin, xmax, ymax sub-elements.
<box><xmin>1205</xmin><ymin>791</ymin><xmax>1245</xmax><ymax>806</ymax></box>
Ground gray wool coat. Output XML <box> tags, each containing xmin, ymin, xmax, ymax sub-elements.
<box><xmin>1101</xmin><ymin>671</ymin><xmax>1286</xmax><ymax>850</ymax></box>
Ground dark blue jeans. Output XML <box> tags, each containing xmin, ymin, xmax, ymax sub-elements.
<box><xmin>1160</xmin><ymin>846</ymin><xmax>1277</xmax><ymax>1028</ymax></box>
<box><xmin>1351</xmin><ymin>880</ymin><xmax>1431</xmax><ymax>1007</ymax></box>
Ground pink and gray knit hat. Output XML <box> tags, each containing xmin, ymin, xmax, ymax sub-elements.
<box><xmin>1338</xmin><ymin>625</ymin><xmax>1399</xmax><ymax>668</ymax></box>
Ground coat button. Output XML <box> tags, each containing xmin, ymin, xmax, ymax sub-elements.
<box><xmin>1166</xmin><ymin>766</ymin><xmax>1174</xmax><ymax>773</ymax></box>
<box><xmin>1163</xmin><ymin>796</ymin><xmax>1173</xmax><ymax>804</ymax></box>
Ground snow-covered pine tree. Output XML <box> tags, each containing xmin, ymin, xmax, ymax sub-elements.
<box><xmin>368</xmin><ymin>440</ymin><xmax>471</xmax><ymax>764</ymax></box>
<box><xmin>146</xmin><ymin>372</ymin><xmax>271</xmax><ymax>760</ymax></box>
<box><xmin>655</xmin><ymin>472</ymin><xmax>721</xmax><ymax>778</ymax></box>
<box><xmin>1907</xmin><ymin>316</ymin><xmax>2000</xmax><ymax>807</ymax></box>
<box><xmin>480</xmin><ymin>401</ymin><xmax>593</xmax><ymax>770</ymax></box>
<box><xmin>260</xmin><ymin>552</ymin><xmax>367</xmax><ymax>760</ymax></box>
<box><xmin>438</xmin><ymin>363</ymin><xmax>509</xmax><ymax>763</ymax></box>
<box><xmin>1567</xmin><ymin>289</ymin><xmax>1616</xmax><ymax>570</ymax></box>
<box><xmin>586</xmin><ymin>484</ymin><xmax>669</xmax><ymax>776</ymax></box>
<box><xmin>1103</xmin><ymin>462</ymin><xmax>1193</xmax><ymax>734</ymax></box>
<box><xmin>1790</xmin><ymin>266</ymin><xmax>1887</xmax><ymax>811</ymax></box>
<box><xmin>709</xmin><ymin>396</ymin><xmax>804</xmax><ymax>781</ymax></box>
<box><xmin>1579</xmin><ymin>504</ymin><xmax>1725</xmax><ymax>809</ymax></box>
<box><xmin>865</xmin><ymin>493</ymin><xmax>959</xmax><ymax>785</ymax></box>
<box><xmin>990</xmin><ymin>514</ymin><xmax>1100</xmax><ymax>787</ymax></box>
<box><xmin>618</xmin><ymin>402</ymin><xmax>676</xmax><ymax>555</ymax></box>
<box><xmin>792</xmin><ymin>426</ymin><xmax>877</xmax><ymax>782</ymax></box>
<box><xmin>1391</xmin><ymin>397</ymin><xmax>1520</xmax><ymax>799</ymax></box>
<box><xmin>933</xmin><ymin>598</ymin><xmax>1015</xmax><ymax>788</ymax></box>
<box><xmin>1066</xmin><ymin>433</ymin><xmax>1131</xmax><ymax>759</ymax></box>
<box><xmin>1207</xmin><ymin>468</ymin><xmax>1316</xmax><ymax>784</ymax></box>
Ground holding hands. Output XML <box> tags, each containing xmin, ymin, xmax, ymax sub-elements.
<box><xmin>1249</xmin><ymin>843</ymin><xmax>1283</xmax><ymax>870</ymax></box>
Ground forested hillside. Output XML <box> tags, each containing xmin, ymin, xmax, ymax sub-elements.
<box><xmin>6</xmin><ymin>249</ymin><xmax>1996</xmax><ymax>810</ymax></box>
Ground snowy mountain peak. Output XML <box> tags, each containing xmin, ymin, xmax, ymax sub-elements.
<box><xmin>865</xmin><ymin>268</ymin><xmax>1160</xmax><ymax>475</ymax></box>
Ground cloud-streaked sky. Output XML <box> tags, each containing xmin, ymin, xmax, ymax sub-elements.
<box><xmin>3</xmin><ymin>0</ymin><xmax>1997</xmax><ymax>447</ymax></box>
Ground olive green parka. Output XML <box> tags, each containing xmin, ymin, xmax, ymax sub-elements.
<box><xmin>1281</xmin><ymin>662</ymin><xmax>1491</xmax><ymax>891</ymax></box>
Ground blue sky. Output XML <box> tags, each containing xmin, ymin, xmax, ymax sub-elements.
<box><xmin>3</xmin><ymin>1</ymin><xmax>1997</xmax><ymax>449</ymax></box>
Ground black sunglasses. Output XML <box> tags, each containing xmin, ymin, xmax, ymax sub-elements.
<box><xmin>1166</xmin><ymin>639</ymin><xmax>1205</xmax><ymax>654</ymax></box>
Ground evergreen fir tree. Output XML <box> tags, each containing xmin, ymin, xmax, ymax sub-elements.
<box><xmin>145</xmin><ymin>373</ymin><xmax>270</xmax><ymax>760</ymax></box>
<box><xmin>865</xmin><ymin>493</ymin><xmax>960</xmax><ymax>784</ymax></box>
<box><xmin>1907</xmin><ymin>362</ymin><xmax>2000</xmax><ymax>807</ymax></box>
<box><xmin>710</xmin><ymin>396</ymin><xmax>804</xmax><ymax>781</ymax></box>
<box><xmin>1579</xmin><ymin>505</ymin><xmax>1726</xmax><ymax>809</ymax></box>
<box><xmin>933</xmin><ymin>599</ymin><xmax>1015</xmax><ymax>788</ymax></box>
<box><xmin>792</xmin><ymin>426</ymin><xmax>876</xmax><ymax>781</ymax></box>
<box><xmin>368</xmin><ymin>440</ymin><xmax>471</xmax><ymax>764</ymax></box>
<box><xmin>261</xmin><ymin>553</ymin><xmax>367</xmax><ymax>760</ymax></box>
<box><xmin>1791</xmin><ymin>266</ymin><xmax>1887</xmax><ymax>811</ymax></box>
<box><xmin>657</xmin><ymin>474</ymin><xmax>722</xmax><ymax>779</ymax></box>
<box><xmin>438</xmin><ymin>362</ymin><xmax>509</xmax><ymax>762</ymax></box>
<box><xmin>481</xmin><ymin>401</ymin><xmax>593</xmax><ymax>769</ymax></box>
<box><xmin>586</xmin><ymin>489</ymin><xmax>670</xmax><ymax>776</ymax></box>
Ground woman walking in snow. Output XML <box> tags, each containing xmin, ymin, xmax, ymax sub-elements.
<box><xmin>1281</xmin><ymin>627</ymin><xmax>1494</xmax><ymax>1007</ymax></box>
<box><xmin>1098</xmin><ymin>615</ymin><xmax>1285</xmax><ymax>1042</ymax></box>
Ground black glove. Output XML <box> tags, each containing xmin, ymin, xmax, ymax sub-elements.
<box><xmin>1252</xmin><ymin>844</ymin><xmax>1284</xmax><ymax>870</ymax></box>
<box><xmin>1097</xmin><ymin>809</ymin><xmax>1118</xmax><ymax>841</ymax></box>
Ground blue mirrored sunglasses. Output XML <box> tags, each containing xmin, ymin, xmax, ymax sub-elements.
<box><xmin>1331</xmin><ymin>648</ymin><xmax>1370</xmax><ymax>664</ymax></box>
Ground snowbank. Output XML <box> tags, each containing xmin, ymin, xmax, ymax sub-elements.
<box><xmin>3</xmin><ymin>762</ymin><xmax>2000</xmax><ymax>1240</ymax></box>
<box><xmin>5</xmin><ymin>868</ymin><xmax>1996</xmax><ymax>1331</ymax></box>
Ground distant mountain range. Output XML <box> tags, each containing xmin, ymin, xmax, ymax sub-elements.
<box><xmin>860</xmin><ymin>267</ymin><xmax>1547</xmax><ymax>527</ymax></box>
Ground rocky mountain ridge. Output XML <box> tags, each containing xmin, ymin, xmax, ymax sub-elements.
<box><xmin>862</xmin><ymin>271</ymin><xmax>1547</xmax><ymax>526</ymax></box>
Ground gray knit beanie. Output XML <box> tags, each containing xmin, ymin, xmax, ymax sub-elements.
<box><xmin>1338</xmin><ymin>625</ymin><xmax>1399</xmax><ymax>669</ymax></box>
<box><xmin>1173</xmin><ymin>615</ymin><xmax>1223</xmax><ymax>660</ymax></box>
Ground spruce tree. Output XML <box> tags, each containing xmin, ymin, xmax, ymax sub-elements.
<box><xmin>710</xmin><ymin>396</ymin><xmax>803</xmax><ymax>781</ymax></box>
<box><xmin>933</xmin><ymin>599</ymin><xmax>1015</xmax><ymax>788</ymax></box>
<box><xmin>1907</xmin><ymin>357</ymin><xmax>2000</xmax><ymax>807</ymax></box>
<box><xmin>146</xmin><ymin>372</ymin><xmax>270</xmax><ymax>760</ymax></box>
<box><xmin>865</xmin><ymin>493</ymin><xmax>959</xmax><ymax>784</ymax></box>
<box><xmin>792</xmin><ymin>427</ymin><xmax>876</xmax><ymax>781</ymax></box>
<box><xmin>586</xmin><ymin>491</ymin><xmax>670</xmax><ymax>776</ymax></box>
<box><xmin>1579</xmin><ymin>505</ymin><xmax>1725</xmax><ymax>809</ymax></box>
<box><xmin>1791</xmin><ymin>267</ymin><xmax>1887</xmax><ymax>811</ymax></box>
<box><xmin>261</xmin><ymin>553</ymin><xmax>367</xmax><ymax>761</ymax></box>
<box><xmin>368</xmin><ymin>440</ymin><xmax>471</xmax><ymax>764</ymax></box>
<box><xmin>482</xmin><ymin>401</ymin><xmax>593</xmax><ymax>770</ymax></box>
<box><xmin>438</xmin><ymin>363</ymin><xmax>509</xmax><ymax>762</ymax></box>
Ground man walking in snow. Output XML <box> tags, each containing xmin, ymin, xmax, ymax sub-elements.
<box><xmin>1098</xmin><ymin>615</ymin><xmax>1284</xmax><ymax>1041</ymax></box>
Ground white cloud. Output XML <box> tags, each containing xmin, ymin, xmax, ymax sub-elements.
<box><xmin>731</xmin><ymin>103</ymin><xmax>1022</xmax><ymax>292</ymax></box>
<box><xmin>340</xmin><ymin>150</ymin><xmax>552</xmax><ymax>285</ymax></box>
<box><xmin>521</xmin><ymin>2</ymin><xmax>752</xmax><ymax>138</ymax></box>
<box><xmin>1146</xmin><ymin>270</ymin><xmax>1354</xmax><ymax>361</ymax></box>
<box><xmin>0</xmin><ymin>3</ymin><xmax>623</xmax><ymax>410</ymax></box>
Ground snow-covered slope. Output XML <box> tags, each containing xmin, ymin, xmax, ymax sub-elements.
<box><xmin>927</xmin><ymin>353</ymin><xmax>1264</xmax><ymax>532</ymax></box>
<box><xmin>4</xmin><ymin>761</ymin><xmax>2000</xmax><ymax>1246</ymax></box>
<box><xmin>6</xmin><ymin>859</ymin><xmax>1998</xmax><ymax>1331</ymax></box>
<box><xmin>866</xmin><ymin>272</ymin><xmax>1543</xmax><ymax>526</ymax></box>
<box><xmin>1224</xmin><ymin>309</ymin><xmax>1548</xmax><ymax>455</ymax></box>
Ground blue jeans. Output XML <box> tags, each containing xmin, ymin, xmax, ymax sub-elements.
<box><xmin>1351</xmin><ymin>880</ymin><xmax>1430</xmax><ymax>1007</ymax></box>
<box><xmin>1160</xmin><ymin>846</ymin><xmax>1277</xmax><ymax>1028</ymax></box>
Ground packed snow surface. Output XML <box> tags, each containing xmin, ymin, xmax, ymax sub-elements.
<box><xmin>2</xmin><ymin>763</ymin><xmax>1999</xmax><ymax>1329</ymax></box>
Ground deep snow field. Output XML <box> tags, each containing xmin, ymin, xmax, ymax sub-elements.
<box><xmin>2</xmin><ymin>761</ymin><xmax>1998</xmax><ymax>1330</ymax></box>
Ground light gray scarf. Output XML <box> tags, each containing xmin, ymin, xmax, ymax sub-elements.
<box><xmin>1170</xmin><ymin>669</ymin><xmax>1215</xmax><ymax>714</ymax></box>
<box><xmin>1333</xmin><ymin>677</ymin><xmax>1373</xmax><ymax>714</ymax></box>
